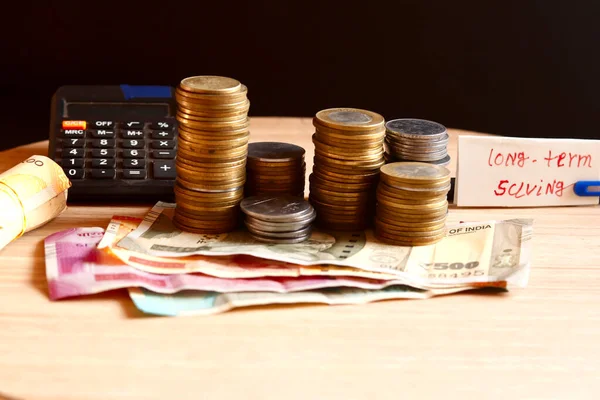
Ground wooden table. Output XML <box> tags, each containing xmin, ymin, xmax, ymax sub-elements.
<box><xmin>0</xmin><ymin>117</ymin><xmax>599</xmax><ymax>400</ymax></box>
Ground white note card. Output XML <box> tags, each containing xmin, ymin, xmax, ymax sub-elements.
<box><xmin>455</xmin><ymin>136</ymin><xmax>600</xmax><ymax>207</ymax></box>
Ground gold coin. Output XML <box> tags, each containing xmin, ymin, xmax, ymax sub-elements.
<box><xmin>176</xmin><ymin>150</ymin><xmax>248</xmax><ymax>165</ymax></box>
<box><xmin>376</xmin><ymin>187</ymin><xmax>447</xmax><ymax>204</ymax></box>
<box><xmin>314</xmin><ymin>108</ymin><xmax>385</xmax><ymax>131</ymax></box>
<box><xmin>310</xmin><ymin>173</ymin><xmax>377</xmax><ymax>191</ymax></box>
<box><xmin>380</xmin><ymin>162</ymin><xmax>451</xmax><ymax>185</ymax></box>
<box><xmin>177</xmin><ymin>108</ymin><xmax>249</xmax><ymax>123</ymax></box>
<box><xmin>375</xmin><ymin>215</ymin><xmax>446</xmax><ymax>230</ymax></box>
<box><xmin>175</xmin><ymin>184</ymin><xmax>243</xmax><ymax>201</ymax></box>
<box><xmin>376</xmin><ymin>196</ymin><xmax>448</xmax><ymax>211</ymax></box>
<box><xmin>379</xmin><ymin>175</ymin><xmax>451</xmax><ymax>190</ymax></box>
<box><xmin>374</xmin><ymin>229</ymin><xmax>446</xmax><ymax>246</ymax></box>
<box><xmin>376</xmin><ymin>206</ymin><xmax>448</xmax><ymax>220</ymax></box>
<box><xmin>178</xmin><ymin>125</ymin><xmax>250</xmax><ymax>137</ymax></box>
<box><xmin>173</xmin><ymin>217</ymin><xmax>239</xmax><ymax>234</ymax></box>
<box><xmin>180</xmin><ymin>76</ymin><xmax>242</xmax><ymax>94</ymax></box>
<box><xmin>176</xmin><ymin>205</ymin><xmax>240</xmax><ymax>220</ymax></box>
<box><xmin>178</xmin><ymin>176</ymin><xmax>246</xmax><ymax>192</ymax></box>
<box><xmin>315</xmin><ymin>126</ymin><xmax>386</xmax><ymax>142</ymax></box>
<box><xmin>178</xmin><ymin>134</ymin><xmax>249</xmax><ymax>150</ymax></box>
<box><xmin>313</xmin><ymin>132</ymin><xmax>385</xmax><ymax>149</ymax></box>
<box><xmin>176</xmin><ymin>160</ymin><xmax>246</xmax><ymax>175</ymax></box>
<box><xmin>176</xmin><ymin>115</ymin><xmax>249</xmax><ymax>129</ymax></box>
<box><xmin>311</xmin><ymin>165</ymin><xmax>380</xmax><ymax>181</ymax></box>
<box><xmin>177</xmin><ymin>168</ymin><xmax>245</xmax><ymax>183</ymax></box>
<box><xmin>314</xmin><ymin>154</ymin><xmax>384</xmax><ymax>168</ymax></box>
<box><xmin>175</xmin><ymin>85</ymin><xmax>248</xmax><ymax>101</ymax></box>
<box><xmin>312</xmin><ymin>134</ymin><xmax>384</xmax><ymax>155</ymax></box>
<box><xmin>314</xmin><ymin>147</ymin><xmax>384</xmax><ymax>163</ymax></box>
<box><xmin>177</xmin><ymin>102</ymin><xmax>250</xmax><ymax>116</ymax></box>
<box><xmin>379</xmin><ymin>180</ymin><xmax>451</xmax><ymax>197</ymax></box>
<box><xmin>177</xmin><ymin>143</ymin><xmax>248</xmax><ymax>158</ymax></box>
<box><xmin>175</xmin><ymin>91</ymin><xmax>248</xmax><ymax>107</ymax></box>
<box><xmin>375</xmin><ymin>224</ymin><xmax>447</xmax><ymax>238</ymax></box>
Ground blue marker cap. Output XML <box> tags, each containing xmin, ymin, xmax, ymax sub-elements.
<box><xmin>573</xmin><ymin>181</ymin><xmax>600</xmax><ymax>196</ymax></box>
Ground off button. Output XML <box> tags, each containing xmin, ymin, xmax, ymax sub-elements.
<box><xmin>91</xmin><ymin>120</ymin><xmax>115</xmax><ymax>128</ymax></box>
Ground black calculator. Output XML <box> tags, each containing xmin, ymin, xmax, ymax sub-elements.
<box><xmin>48</xmin><ymin>85</ymin><xmax>178</xmax><ymax>203</ymax></box>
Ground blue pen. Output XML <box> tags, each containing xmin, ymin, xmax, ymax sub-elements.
<box><xmin>573</xmin><ymin>181</ymin><xmax>600</xmax><ymax>196</ymax></box>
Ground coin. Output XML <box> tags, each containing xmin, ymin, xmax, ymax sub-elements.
<box><xmin>240</xmin><ymin>195</ymin><xmax>314</xmax><ymax>222</ymax></box>
<box><xmin>380</xmin><ymin>162</ymin><xmax>451</xmax><ymax>184</ymax></box>
<box><xmin>180</xmin><ymin>76</ymin><xmax>242</xmax><ymax>94</ymax></box>
<box><xmin>315</xmin><ymin>108</ymin><xmax>385</xmax><ymax>131</ymax></box>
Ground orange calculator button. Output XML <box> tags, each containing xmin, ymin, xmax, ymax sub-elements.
<box><xmin>62</xmin><ymin>120</ymin><xmax>87</xmax><ymax>130</ymax></box>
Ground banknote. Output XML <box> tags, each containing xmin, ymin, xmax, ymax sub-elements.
<box><xmin>106</xmin><ymin>215</ymin><xmax>400</xmax><ymax>280</ymax></box>
<box><xmin>45</xmin><ymin>221</ymin><xmax>423</xmax><ymax>300</ymax></box>
<box><xmin>128</xmin><ymin>286</ymin><xmax>439</xmax><ymax>316</ymax></box>
<box><xmin>0</xmin><ymin>155</ymin><xmax>71</xmax><ymax>250</ymax></box>
<box><xmin>116</xmin><ymin>202</ymin><xmax>533</xmax><ymax>287</ymax></box>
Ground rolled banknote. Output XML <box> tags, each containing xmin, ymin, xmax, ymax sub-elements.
<box><xmin>0</xmin><ymin>155</ymin><xmax>71</xmax><ymax>251</ymax></box>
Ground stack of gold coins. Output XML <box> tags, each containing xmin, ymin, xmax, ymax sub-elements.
<box><xmin>173</xmin><ymin>76</ymin><xmax>250</xmax><ymax>233</ymax></box>
<box><xmin>384</xmin><ymin>119</ymin><xmax>450</xmax><ymax>166</ymax></box>
<box><xmin>245</xmin><ymin>142</ymin><xmax>306</xmax><ymax>198</ymax></box>
<box><xmin>375</xmin><ymin>162</ymin><xmax>451</xmax><ymax>246</ymax></box>
<box><xmin>308</xmin><ymin>108</ymin><xmax>385</xmax><ymax>231</ymax></box>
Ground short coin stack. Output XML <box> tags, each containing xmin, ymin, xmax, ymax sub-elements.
<box><xmin>309</xmin><ymin>108</ymin><xmax>385</xmax><ymax>231</ymax></box>
<box><xmin>241</xmin><ymin>195</ymin><xmax>316</xmax><ymax>243</ymax></box>
<box><xmin>375</xmin><ymin>162</ymin><xmax>451</xmax><ymax>246</ymax></box>
<box><xmin>173</xmin><ymin>76</ymin><xmax>250</xmax><ymax>233</ymax></box>
<box><xmin>245</xmin><ymin>142</ymin><xmax>306</xmax><ymax>198</ymax></box>
<box><xmin>384</xmin><ymin>119</ymin><xmax>450</xmax><ymax>166</ymax></box>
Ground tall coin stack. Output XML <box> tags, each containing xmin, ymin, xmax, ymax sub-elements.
<box><xmin>375</xmin><ymin>162</ymin><xmax>451</xmax><ymax>246</ymax></box>
<box><xmin>384</xmin><ymin>119</ymin><xmax>450</xmax><ymax>166</ymax></box>
<box><xmin>245</xmin><ymin>142</ymin><xmax>306</xmax><ymax>198</ymax></box>
<box><xmin>309</xmin><ymin>108</ymin><xmax>385</xmax><ymax>231</ymax></box>
<box><xmin>173</xmin><ymin>76</ymin><xmax>250</xmax><ymax>234</ymax></box>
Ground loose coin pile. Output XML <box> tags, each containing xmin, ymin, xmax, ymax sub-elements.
<box><xmin>309</xmin><ymin>108</ymin><xmax>386</xmax><ymax>231</ymax></box>
<box><xmin>241</xmin><ymin>195</ymin><xmax>316</xmax><ymax>243</ymax></box>
<box><xmin>246</xmin><ymin>142</ymin><xmax>306</xmax><ymax>198</ymax></box>
<box><xmin>173</xmin><ymin>75</ymin><xmax>250</xmax><ymax>233</ymax></box>
<box><xmin>384</xmin><ymin>119</ymin><xmax>450</xmax><ymax>166</ymax></box>
<box><xmin>375</xmin><ymin>162</ymin><xmax>451</xmax><ymax>246</ymax></box>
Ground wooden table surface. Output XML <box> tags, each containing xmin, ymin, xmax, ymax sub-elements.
<box><xmin>0</xmin><ymin>117</ymin><xmax>599</xmax><ymax>400</ymax></box>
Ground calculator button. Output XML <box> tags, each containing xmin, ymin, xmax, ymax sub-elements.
<box><xmin>62</xmin><ymin>120</ymin><xmax>87</xmax><ymax>130</ymax></box>
<box><xmin>91</xmin><ymin>121</ymin><xmax>115</xmax><ymax>128</ymax></box>
<box><xmin>61</xmin><ymin>158</ymin><xmax>84</xmax><ymax>168</ymax></box>
<box><xmin>62</xmin><ymin>148</ymin><xmax>85</xmax><ymax>157</ymax></box>
<box><xmin>90</xmin><ymin>169</ymin><xmax>115</xmax><ymax>179</ymax></box>
<box><xmin>123</xmin><ymin>159</ymin><xmax>146</xmax><ymax>169</ymax></box>
<box><xmin>91</xmin><ymin>158</ymin><xmax>116</xmax><ymax>168</ymax></box>
<box><xmin>151</xmin><ymin>130</ymin><xmax>174</xmax><ymax>139</ymax></box>
<box><xmin>150</xmin><ymin>121</ymin><xmax>174</xmax><ymax>130</ymax></box>
<box><xmin>64</xmin><ymin>168</ymin><xmax>85</xmax><ymax>179</ymax></box>
<box><xmin>122</xmin><ymin>139</ymin><xmax>145</xmax><ymax>149</ymax></box>
<box><xmin>62</xmin><ymin>137</ymin><xmax>85</xmax><ymax>147</ymax></box>
<box><xmin>152</xmin><ymin>150</ymin><xmax>177</xmax><ymax>159</ymax></box>
<box><xmin>122</xmin><ymin>149</ymin><xmax>146</xmax><ymax>158</ymax></box>
<box><xmin>123</xmin><ymin>121</ymin><xmax>143</xmax><ymax>129</ymax></box>
<box><xmin>91</xmin><ymin>149</ymin><xmax>116</xmax><ymax>158</ymax></box>
<box><xmin>122</xmin><ymin>130</ymin><xmax>144</xmax><ymax>138</ymax></box>
<box><xmin>123</xmin><ymin>169</ymin><xmax>146</xmax><ymax>179</ymax></box>
<box><xmin>153</xmin><ymin>160</ymin><xmax>176</xmax><ymax>179</ymax></box>
<box><xmin>90</xmin><ymin>129</ymin><xmax>115</xmax><ymax>138</ymax></box>
<box><xmin>151</xmin><ymin>140</ymin><xmax>176</xmax><ymax>149</ymax></box>
<box><xmin>92</xmin><ymin>139</ymin><xmax>116</xmax><ymax>148</ymax></box>
<box><xmin>61</xmin><ymin>129</ymin><xmax>85</xmax><ymax>137</ymax></box>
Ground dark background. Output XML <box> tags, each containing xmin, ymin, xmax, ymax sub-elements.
<box><xmin>1</xmin><ymin>0</ymin><xmax>599</xmax><ymax>151</ymax></box>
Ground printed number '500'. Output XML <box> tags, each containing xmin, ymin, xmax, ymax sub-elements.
<box><xmin>423</xmin><ymin>262</ymin><xmax>480</xmax><ymax>270</ymax></box>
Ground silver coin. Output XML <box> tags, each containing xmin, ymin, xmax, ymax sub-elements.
<box><xmin>248</xmin><ymin>142</ymin><xmax>306</xmax><ymax>163</ymax></box>
<box><xmin>249</xmin><ymin>232</ymin><xmax>312</xmax><ymax>244</ymax></box>
<box><xmin>386</xmin><ymin>119</ymin><xmax>447</xmax><ymax>140</ymax></box>
<box><xmin>240</xmin><ymin>195</ymin><xmax>314</xmax><ymax>222</ymax></box>
<box><xmin>385</xmin><ymin>137</ymin><xmax>449</xmax><ymax>150</ymax></box>
<box><xmin>245</xmin><ymin>219</ymin><xmax>311</xmax><ymax>233</ymax></box>
<box><xmin>245</xmin><ymin>209</ymin><xmax>316</xmax><ymax>229</ymax></box>
<box><xmin>246</xmin><ymin>225</ymin><xmax>313</xmax><ymax>239</ymax></box>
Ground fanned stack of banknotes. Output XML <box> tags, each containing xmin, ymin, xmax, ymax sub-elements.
<box><xmin>44</xmin><ymin>201</ymin><xmax>534</xmax><ymax>316</ymax></box>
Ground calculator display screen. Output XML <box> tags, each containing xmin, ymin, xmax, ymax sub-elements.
<box><xmin>66</xmin><ymin>102</ymin><xmax>171</xmax><ymax>119</ymax></box>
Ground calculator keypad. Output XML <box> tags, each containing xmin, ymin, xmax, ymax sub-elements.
<box><xmin>55</xmin><ymin>119</ymin><xmax>177</xmax><ymax>181</ymax></box>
